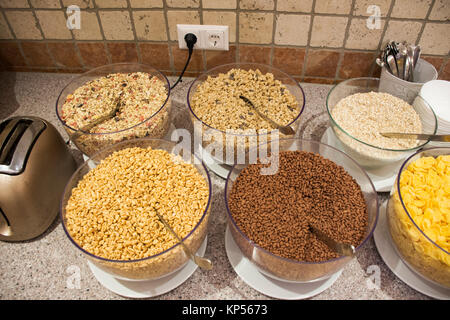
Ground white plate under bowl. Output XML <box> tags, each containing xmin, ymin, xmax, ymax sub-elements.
<box><xmin>225</xmin><ymin>226</ymin><xmax>343</xmax><ymax>300</ymax></box>
<box><xmin>321</xmin><ymin>127</ymin><xmax>398</xmax><ymax>192</ymax></box>
<box><xmin>373</xmin><ymin>202</ymin><xmax>450</xmax><ymax>300</ymax></box>
<box><xmin>87</xmin><ymin>236</ymin><xmax>208</xmax><ymax>299</ymax></box>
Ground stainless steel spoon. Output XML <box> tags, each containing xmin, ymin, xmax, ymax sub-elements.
<box><xmin>239</xmin><ymin>95</ymin><xmax>296</xmax><ymax>135</ymax></box>
<box><xmin>153</xmin><ymin>205</ymin><xmax>213</xmax><ymax>270</ymax></box>
<box><xmin>381</xmin><ymin>132</ymin><xmax>450</xmax><ymax>142</ymax></box>
<box><xmin>70</xmin><ymin>92</ymin><xmax>123</xmax><ymax>141</ymax></box>
<box><xmin>309</xmin><ymin>225</ymin><xmax>356</xmax><ymax>257</ymax></box>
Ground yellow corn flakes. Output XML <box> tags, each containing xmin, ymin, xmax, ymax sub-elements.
<box><xmin>388</xmin><ymin>155</ymin><xmax>450</xmax><ymax>288</ymax></box>
<box><xmin>400</xmin><ymin>156</ymin><xmax>450</xmax><ymax>253</ymax></box>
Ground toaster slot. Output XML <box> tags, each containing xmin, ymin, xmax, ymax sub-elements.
<box><xmin>0</xmin><ymin>119</ymin><xmax>32</xmax><ymax>166</ymax></box>
<box><xmin>0</xmin><ymin>118</ymin><xmax>20</xmax><ymax>156</ymax></box>
<box><xmin>0</xmin><ymin>118</ymin><xmax>46</xmax><ymax>175</ymax></box>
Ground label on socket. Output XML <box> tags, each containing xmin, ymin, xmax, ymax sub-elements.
<box><xmin>177</xmin><ymin>24</ymin><xmax>229</xmax><ymax>51</ymax></box>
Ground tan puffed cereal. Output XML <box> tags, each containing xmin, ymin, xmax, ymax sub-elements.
<box><xmin>64</xmin><ymin>147</ymin><xmax>209</xmax><ymax>266</ymax></box>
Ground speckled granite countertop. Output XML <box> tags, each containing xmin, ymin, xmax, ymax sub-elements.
<box><xmin>0</xmin><ymin>72</ymin><xmax>432</xmax><ymax>300</ymax></box>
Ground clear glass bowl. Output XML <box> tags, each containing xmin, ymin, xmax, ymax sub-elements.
<box><xmin>60</xmin><ymin>138</ymin><xmax>212</xmax><ymax>281</ymax></box>
<box><xmin>187</xmin><ymin>63</ymin><xmax>305</xmax><ymax>165</ymax></box>
<box><xmin>56</xmin><ymin>63</ymin><xmax>172</xmax><ymax>157</ymax></box>
<box><xmin>387</xmin><ymin>147</ymin><xmax>450</xmax><ymax>288</ymax></box>
<box><xmin>224</xmin><ymin>138</ymin><xmax>379</xmax><ymax>282</ymax></box>
<box><xmin>326</xmin><ymin>77</ymin><xmax>437</xmax><ymax>168</ymax></box>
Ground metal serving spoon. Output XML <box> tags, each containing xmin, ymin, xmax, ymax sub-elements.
<box><xmin>381</xmin><ymin>132</ymin><xmax>450</xmax><ymax>142</ymax></box>
<box><xmin>309</xmin><ymin>225</ymin><xmax>356</xmax><ymax>257</ymax></box>
<box><xmin>153</xmin><ymin>205</ymin><xmax>213</xmax><ymax>270</ymax></box>
<box><xmin>70</xmin><ymin>92</ymin><xmax>123</xmax><ymax>141</ymax></box>
<box><xmin>239</xmin><ymin>95</ymin><xmax>296</xmax><ymax>135</ymax></box>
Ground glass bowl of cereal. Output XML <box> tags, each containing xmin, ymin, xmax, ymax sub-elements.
<box><xmin>60</xmin><ymin>138</ymin><xmax>212</xmax><ymax>281</ymax></box>
<box><xmin>225</xmin><ymin>138</ymin><xmax>379</xmax><ymax>282</ymax></box>
<box><xmin>387</xmin><ymin>147</ymin><xmax>450</xmax><ymax>288</ymax></box>
<box><xmin>187</xmin><ymin>63</ymin><xmax>305</xmax><ymax>165</ymax></box>
<box><xmin>56</xmin><ymin>63</ymin><xmax>172</xmax><ymax>158</ymax></box>
<box><xmin>326</xmin><ymin>77</ymin><xmax>437</xmax><ymax>168</ymax></box>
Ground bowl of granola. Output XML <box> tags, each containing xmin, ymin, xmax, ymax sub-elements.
<box><xmin>187</xmin><ymin>63</ymin><xmax>305</xmax><ymax>165</ymax></box>
<box><xmin>56</xmin><ymin>63</ymin><xmax>172</xmax><ymax>157</ymax></box>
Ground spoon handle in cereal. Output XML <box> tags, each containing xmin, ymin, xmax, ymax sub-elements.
<box><xmin>70</xmin><ymin>93</ymin><xmax>122</xmax><ymax>141</ymax></box>
<box><xmin>239</xmin><ymin>95</ymin><xmax>295</xmax><ymax>136</ymax></box>
<box><xmin>309</xmin><ymin>225</ymin><xmax>356</xmax><ymax>257</ymax></box>
<box><xmin>153</xmin><ymin>206</ymin><xmax>213</xmax><ymax>271</ymax></box>
<box><xmin>381</xmin><ymin>132</ymin><xmax>450</xmax><ymax>142</ymax></box>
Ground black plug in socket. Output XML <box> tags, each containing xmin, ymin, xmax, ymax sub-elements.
<box><xmin>184</xmin><ymin>33</ymin><xmax>197</xmax><ymax>50</ymax></box>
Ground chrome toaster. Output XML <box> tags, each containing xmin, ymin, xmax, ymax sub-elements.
<box><xmin>0</xmin><ymin>116</ymin><xmax>77</xmax><ymax>241</ymax></box>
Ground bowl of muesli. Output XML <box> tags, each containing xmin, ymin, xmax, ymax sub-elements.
<box><xmin>187</xmin><ymin>63</ymin><xmax>305</xmax><ymax>165</ymax></box>
<box><xmin>326</xmin><ymin>77</ymin><xmax>437</xmax><ymax>168</ymax></box>
<box><xmin>56</xmin><ymin>63</ymin><xmax>172</xmax><ymax>157</ymax></box>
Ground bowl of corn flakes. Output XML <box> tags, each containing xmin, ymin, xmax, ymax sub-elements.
<box><xmin>387</xmin><ymin>147</ymin><xmax>450</xmax><ymax>288</ymax></box>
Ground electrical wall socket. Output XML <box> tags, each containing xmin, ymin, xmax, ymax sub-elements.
<box><xmin>177</xmin><ymin>24</ymin><xmax>229</xmax><ymax>51</ymax></box>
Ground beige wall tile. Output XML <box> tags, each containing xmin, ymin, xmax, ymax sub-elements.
<box><xmin>36</xmin><ymin>10</ymin><xmax>72</xmax><ymax>39</ymax></box>
<box><xmin>274</xmin><ymin>14</ymin><xmax>310</xmax><ymax>46</ymax></box>
<box><xmin>428</xmin><ymin>0</ymin><xmax>450</xmax><ymax>21</ymax></box>
<box><xmin>30</xmin><ymin>0</ymin><xmax>60</xmax><ymax>8</ymax></box>
<box><xmin>239</xmin><ymin>12</ymin><xmax>273</xmax><ymax>44</ymax></box>
<box><xmin>310</xmin><ymin>16</ymin><xmax>347</xmax><ymax>48</ymax></box>
<box><xmin>345</xmin><ymin>17</ymin><xmax>385</xmax><ymax>50</ymax></box>
<box><xmin>129</xmin><ymin>0</ymin><xmax>163</xmax><ymax>8</ymax></box>
<box><xmin>240</xmin><ymin>0</ymin><xmax>274</xmax><ymax>10</ymax></box>
<box><xmin>391</xmin><ymin>0</ymin><xmax>432</xmax><ymax>19</ymax></box>
<box><xmin>99</xmin><ymin>10</ymin><xmax>134</xmax><ymax>40</ymax></box>
<box><xmin>382</xmin><ymin>20</ymin><xmax>422</xmax><ymax>47</ymax></box>
<box><xmin>61</xmin><ymin>0</ymin><xmax>94</xmax><ymax>8</ymax></box>
<box><xmin>203</xmin><ymin>11</ymin><xmax>236</xmax><ymax>42</ymax></box>
<box><xmin>167</xmin><ymin>10</ymin><xmax>200</xmax><ymax>40</ymax></box>
<box><xmin>5</xmin><ymin>11</ymin><xmax>42</xmax><ymax>39</ymax></box>
<box><xmin>314</xmin><ymin>0</ymin><xmax>352</xmax><ymax>14</ymax></box>
<box><xmin>72</xmin><ymin>11</ymin><xmax>102</xmax><ymax>40</ymax></box>
<box><xmin>133</xmin><ymin>11</ymin><xmax>167</xmax><ymax>41</ymax></box>
<box><xmin>0</xmin><ymin>0</ymin><xmax>29</xmax><ymax>8</ymax></box>
<box><xmin>202</xmin><ymin>0</ymin><xmax>236</xmax><ymax>9</ymax></box>
<box><xmin>0</xmin><ymin>13</ymin><xmax>12</xmax><ymax>39</ymax></box>
<box><xmin>95</xmin><ymin>0</ymin><xmax>127</xmax><ymax>8</ymax></box>
<box><xmin>276</xmin><ymin>0</ymin><xmax>313</xmax><ymax>12</ymax></box>
<box><xmin>419</xmin><ymin>23</ymin><xmax>450</xmax><ymax>55</ymax></box>
<box><xmin>166</xmin><ymin>0</ymin><xmax>200</xmax><ymax>8</ymax></box>
<box><xmin>353</xmin><ymin>0</ymin><xmax>391</xmax><ymax>17</ymax></box>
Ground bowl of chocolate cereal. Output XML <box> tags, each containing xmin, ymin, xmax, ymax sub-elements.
<box><xmin>56</xmin><ymin>63</ymin><xmax>172</xmax><ymax>157</ymax></box>
<box><xmin>225</xmin><ymin>138</ymin><xmax>379</xmax><ymax>282</ymax></box>
<box><xmin>187</xmin><ymin>63</ymin><xmax>305</xmax><ymax>165</ymax></box>
<box><xmin>326</xmin><ymin>77</ymin><xmax>437</xmax><ymax>168</ymax></box>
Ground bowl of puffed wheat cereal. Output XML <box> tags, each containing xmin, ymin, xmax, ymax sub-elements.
<box><xmin>60</xmin><ymin>138</ymin><xmax>212</xmax><ymax>281</ymax></box>
<box><xmin>326</xmin><ymin>77</ymin><xmax>437</xmax><ymax>168</ymax></box>
<box><xmin>56</xmin><ymin>63</ymin><xmax>172</xmax><ymax>157</ymax></box>
<box><xmin>187</xmin><ymin>63</ymin><xmax>305</xmax><ymax>164</ymax></box>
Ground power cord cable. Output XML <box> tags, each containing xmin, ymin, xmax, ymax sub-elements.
<box><xmin>170</xmin><ymin>33</ymin><xmax>197</xmax><ymax>90</ymax></box>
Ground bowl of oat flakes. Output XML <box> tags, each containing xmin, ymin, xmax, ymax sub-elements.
<box><xmin>187</xmin><ymin>63</ymin><xmax>305</xmax><ymax>165</ymax></box>
<box><xmin>60</xmin><ymin>138</ymin><xmax>212</xmax><ymax>281</ymax></box>
<box><xmin>56</xmin><ymin>63</ymin><xmax>172</xmax><ymax>157</ymax></box>
<box><xmin>326</xmin><ymin>78</ymin><xmax>438</xmax><ymax>168</ymax></box>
